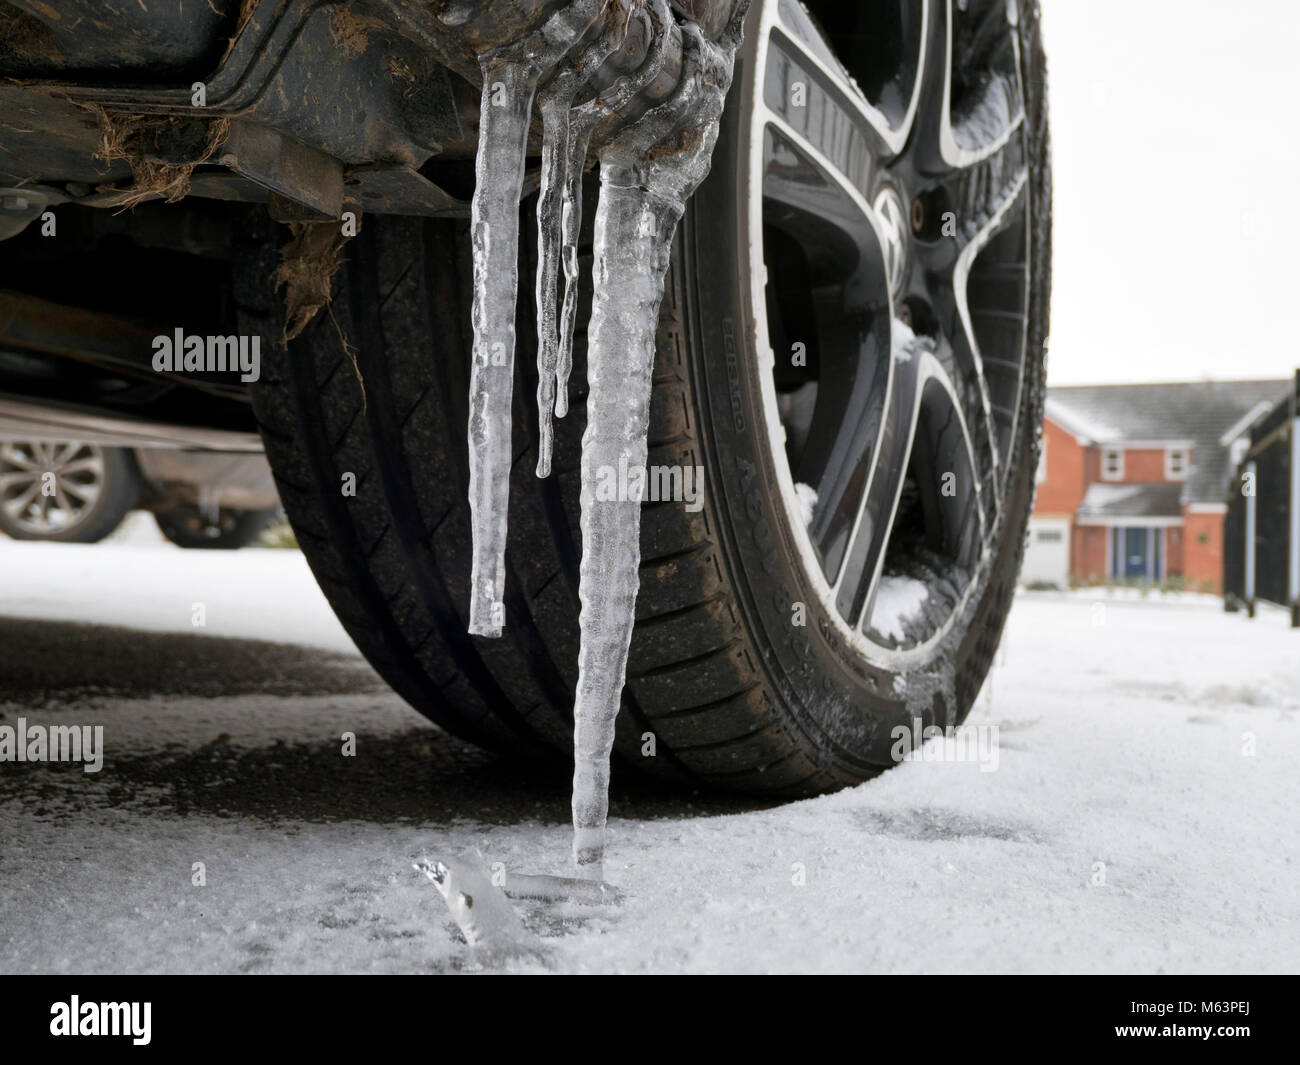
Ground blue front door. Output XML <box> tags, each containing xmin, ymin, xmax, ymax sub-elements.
<box><xmin>1110</xmin><ymin>527</ymin><xmax>1163</xmax><ymax>580</ymax></box>
<box><xmin>1122</xmin><ymin>528</ymin><xmax>1147</xmax><ymax>578</ymax></box>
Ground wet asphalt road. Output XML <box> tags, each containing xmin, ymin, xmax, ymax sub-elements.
<box><xmin>0</xmin><ymin>615</ymin><xmax>767</xmax><ymax>828</ymax></box>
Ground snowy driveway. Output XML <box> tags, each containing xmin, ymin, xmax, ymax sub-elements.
<box><xmin>1</xmin><ymin>524</ymin><xmax>1297</xmax><ymax>974</ymax></box>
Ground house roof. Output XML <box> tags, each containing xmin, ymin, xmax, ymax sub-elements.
<box><xmin>1077</xmin><ymin>482</ymin><xmax>1185</xmax><ymax>520</ymax></box>
<box><xmin>1047</xmin><ymin>379</ymin><xmax>1291</xmax><ymax>504</ymax></box>
<box><xmin>1042</xmin><ymin>397</ymin><xmax>1110</xmax><ymax>444</ymax></box>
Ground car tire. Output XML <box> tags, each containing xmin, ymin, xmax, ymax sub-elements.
<box><xmin>246</xmin><ymin>0</ymin><xmax>1050</xmax><ymax>792</ymax></box>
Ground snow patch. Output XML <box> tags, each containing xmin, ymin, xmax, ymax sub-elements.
<box><xmin>870</xmin><ymin>575</ymin><xmax>930</xmax><ymax>641</ymax></box>
<box><xmin>2</xmin><ymin>551</ymin><xmax>1299</xmax><ymax>973</ymax></box>
<box><xmin>950</xmin><ymin>71</ymin><xmax>1016</xmax><ymax>151</ymax></box>
<box><xmin>793</xmin><ymin>482</ymin><xmax>817</xmax><ymax>526</ymax></box>
<box><xmin>1079</xmin><ymin>483</ymin><xmax>1146</xmax><ymax>506</ymax></box>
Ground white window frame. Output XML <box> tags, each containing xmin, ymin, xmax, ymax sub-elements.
<box><xmin>1036</xmin><ymin>435</ymin><xmax>1047</xmax><ymax>484</ymax></box>
<box><xmin>1101</xmin><ymin>447</ymin><xmax>1124</xmax><ymax>481</ymax></box>
<box><xmin>1165</xmin><ymin>446</ymin><xmax>1189</xmax><ymax>481</ymax></box>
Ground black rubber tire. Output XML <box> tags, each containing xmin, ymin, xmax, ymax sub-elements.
<box><xmin>153</xmin><ymin>505</ymin><xmax>280</xmax><ymax>549</ymax></box>
<box><xmin>246</xmin><ymin>2</ymin><xmax>1050</xmax><ymax>793</ymax></box>
<box><xmin>0</xmin><ymin>445</ymin><xmax>139</xmax><ymax>543</ymax></box>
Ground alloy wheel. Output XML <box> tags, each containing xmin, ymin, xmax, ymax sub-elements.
<box><xmin>0</xmin><ymin>440</ymin><xmax>107</xmax><ymax>535</ymax></box>
<box><xmin>747</xmin><ymin>0</ymin><xmax>1032</xmax><ymax>662</ymax></box>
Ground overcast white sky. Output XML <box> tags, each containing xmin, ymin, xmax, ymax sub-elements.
<box><xmin>1041</xmin><ymin>0</ymin><xmax>1300</xmax><ymax>385</ymax></box>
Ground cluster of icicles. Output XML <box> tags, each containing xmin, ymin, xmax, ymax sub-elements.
<box><xmin>463</xmin><ymin>0</ymin><xmax>747</xmax><ymax>882</ymax></box>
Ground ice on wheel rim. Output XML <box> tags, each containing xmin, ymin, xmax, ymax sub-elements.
<box><xmin>748</xmin><ymin>0</ymin><xmax>1032</xmax><ymax>662</ymax></box>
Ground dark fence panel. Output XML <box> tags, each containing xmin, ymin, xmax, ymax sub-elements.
<box><xmin>1255</xmin><ymin>437</ymin><xmax>1290</xmax><ymax>605</ymax></box>
<box><xmin>1224</xmin><ymin>371</ymin><xmax>1298</xmax><ymax>622</ymax></box>
<box><xmin>1224</xmin><ymin>484</ymin><xmax>1244</xmax><ymax>601</ymax></box>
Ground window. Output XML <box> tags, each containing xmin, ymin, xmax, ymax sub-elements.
<box><xmin>1036</xmin><ymin>529</ymin><xmax>1062</xmax><ymax>543</ymax></box>
<box><xmin>1165</xmin><ymin>447</ymin><xmax>1189</xmax><ymax>481</ymax></box>
<box><xmin>1101</xmin><ymin>448</ymin><xmax>1124</xmax><ymax>481</ymax></box>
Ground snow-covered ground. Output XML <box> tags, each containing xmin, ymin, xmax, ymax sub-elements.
<box><xmin>1</xmin><ymin>530</ymin><xmax>1297</xmax><ymax>974</ymax></box>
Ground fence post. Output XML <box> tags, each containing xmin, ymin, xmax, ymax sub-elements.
<box><xmin>1245</xmin><ymin>459</ymin><xmax>1257</xmax><ymax>618</ymax></box>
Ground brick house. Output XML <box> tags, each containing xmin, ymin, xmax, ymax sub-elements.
<box><xmin>1023</xmin><ymin>380</ymin><xmax>1290</xmax><ymax>591</ymax></box>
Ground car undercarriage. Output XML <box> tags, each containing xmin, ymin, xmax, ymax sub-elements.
<box><xmin>0</xmin><ymin>0</ymin><xmax>742</xmax><ymax>445</ymax></box>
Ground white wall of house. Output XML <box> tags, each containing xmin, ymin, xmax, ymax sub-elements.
<box><xmin>1022</xmin><ymin>517</ymin><xmax>1071</xmax><ymax>587</ymax></box>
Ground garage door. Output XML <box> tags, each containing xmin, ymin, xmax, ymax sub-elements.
<box><xmin>1021</xmin><ymin>518</ymin><xmax>1070</xmax><ymax>587</ymax></box>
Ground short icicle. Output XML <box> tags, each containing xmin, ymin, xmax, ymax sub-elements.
<box><xmin>534</xmin><ymin>1</ymin><xmax>630</xmax><ymax>478</ymax></box>
<box><xmin>555</xmin><ymin>0</ymin><xmax>675</xmax><ymax>423</ymax></box>
<box><xmin>552</xmin><ymin>128</ymin><xmax>588</xmax><ymax>422</ymax></box>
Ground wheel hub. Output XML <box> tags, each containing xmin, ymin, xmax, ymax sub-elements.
<box><xmin>872</xmin><ymin>185</ymin><xmax>910</xmax><ymax>299</ymax></box>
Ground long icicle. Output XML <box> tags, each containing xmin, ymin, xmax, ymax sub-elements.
<box><xmin>571</xmin><ymin>12</ymin><xmax>747</xmax><ymax>878</ymax></box>
<box><xmin>466</xmin><ymin>1</ymin><xmax>607</xmax><ymax>637</ymax></box>
<box><xmin>570</xmin><ymin>181</ymin><xmax>681</xmax><ymax>874</ymax></box>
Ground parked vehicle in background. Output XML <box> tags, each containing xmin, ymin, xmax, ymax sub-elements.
<box><xmin>0</xmin><ymin>440</ymin><xmax>280</xmax><ymax>547</ymax></box>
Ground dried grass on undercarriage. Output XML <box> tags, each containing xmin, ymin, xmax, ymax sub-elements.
<box><xmin>85</xmin><ymin>106</ymin><xmax>230</xmax><ymax>210</ymax></box>
<box><xmin>275</xmin><ymin>220</ymin><xmax>366</xmax><ymax>403</ymax></box>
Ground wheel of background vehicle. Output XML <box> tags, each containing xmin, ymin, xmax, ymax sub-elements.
<box><xmin>245</xmin><ymin>0</ymin><xmax>1050</xmax><ymax>791</ymax></box>
<box><xmin>152</xmin><ymin>504</ymin><xmax>279</xmax><ymax>549</ymax></box>
<box><xmin>0</xmin><ymin>441</ymin><xmax>139</xmax><ymax>542</ymax></box>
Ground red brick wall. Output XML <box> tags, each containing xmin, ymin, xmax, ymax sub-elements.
<box><xmin>1183</xmin><ymin>508</ymin><xmax>1225</xmax><ymax>592</ymax></box>
<box><xmin>1072</xmin><ymin>524</ymin><xmax>1108</xmax><ymax>583</ymax></box>
<box><xmin>1034</xmin><ymin>418</ymin><xmax>1088</xmax><ymax>516</ymax></box>
<box><xmin>1166</xmin><ymin>525</ymin><xmax>1185</xmax><ymax>577</ymax></box>
<box><xmin>1114</xmin><ymin>447</ymin><xmax>1171</xmax><ymax>482</ymax></box>
<box><xmin>1082</xmin><ymin>446</ymin><xmax>1101</xmax><ymax>483</ymax></box>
